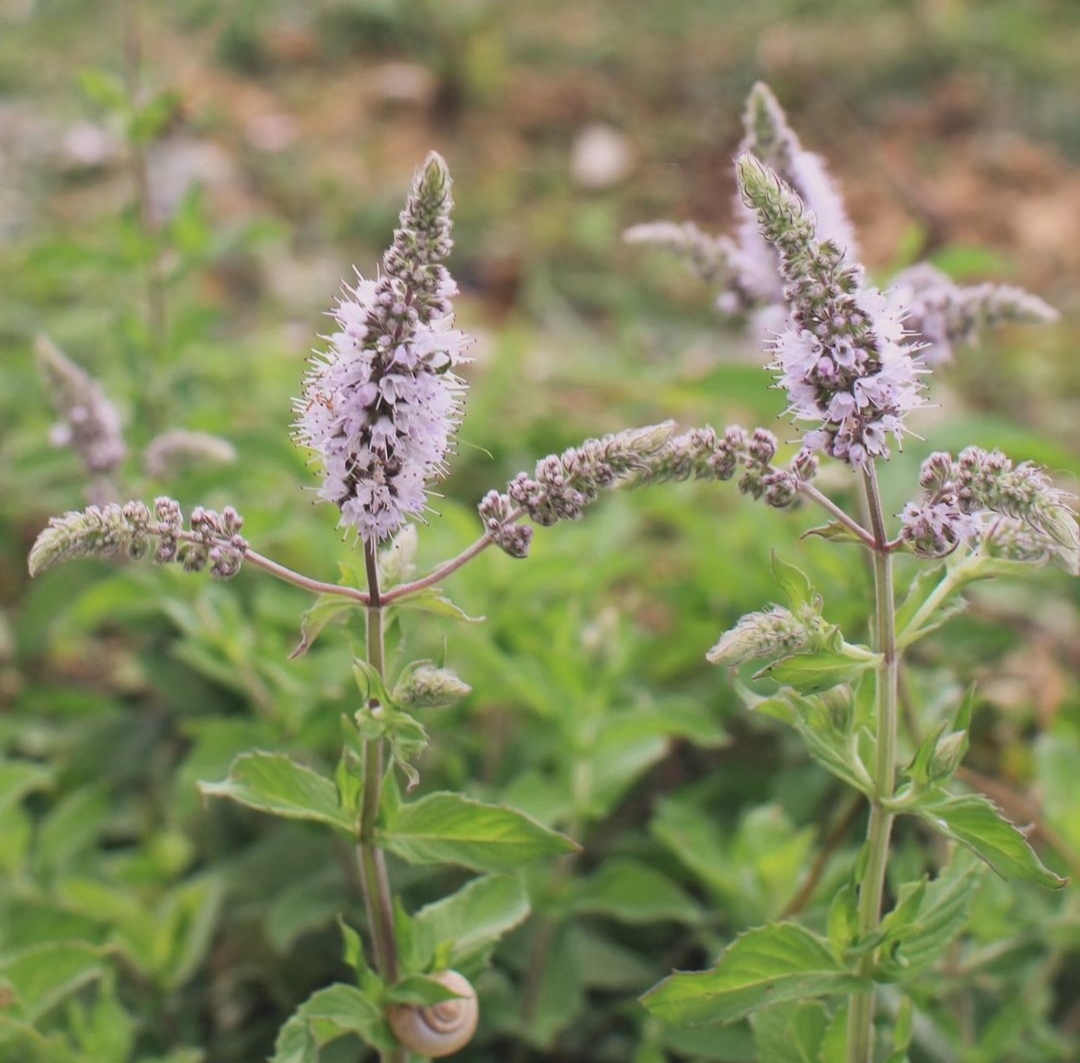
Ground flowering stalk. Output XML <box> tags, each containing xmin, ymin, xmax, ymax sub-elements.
<box><xmin>735</xmin><ymin>149</ymin><xmax>906</xmax><ymax>1063</ymax></box>
<box><xmin>847</xmin><ymin>464</ymin><xmax>899</xmax><ymax>1063</ymax></box>
<box><xmin>294</xmin><ymin>152</ymin><xmax>469</xmax><ymax>546</ymax></box>
<box><xmin>359</xmin><ymin>541</ymin><xmax>405</xmax><ymax>1063</ymax></box>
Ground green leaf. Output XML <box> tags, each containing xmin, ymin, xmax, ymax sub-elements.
<box><xmin>753</xmin><ymin>689</ymin><xmax>874</xmax><ymax>796</ymax></box>
<box><xmin>381</xmin><ymin>792</ymin><xmax>578</xmax><ymax>872</ymax></box>
<box><xmin>290</xmin><ymin>594</ymin><xmax>365</xmax><ymax>659</ymax></box>
<box><xmin>571</xmin><ymin>859</ymin><xmax>703</xmax><ymax>925</ymax></box>
<box><xmin>198</xmin><ymin>752</ymin><xmax>356</xmax><ymax>835</ymax></box>
<box><xmin>900</xmin><ymin>787</ymin><xmax>1066</xmax><ymax>888</ymax></box>
<box><xmin>750</xmin><ymin>1001</ymin><xmax>829</xmax><ymax>1063</ymax></box>
<box><xmin>271</xmin><ymin>984</ymin><xmax>391</xmax><ymax>1063</ymax></box>
<box><xmin>391</xmin><ymin>588</ymin><xmax>483</xmax><ymax>623</ymax></box>
<box><xmin>876</xmin><ymin>856</ymin><xmax>983</xmax><ymax>978</ymax></box>
<box><xmin>772</xmin><ymin>554</ymin><xmax>816</xmax><ymax>612</ymax></box>
<box><xmin>411</xmin><ymin>874</ymin><xmax>531</xmax><ymax>971</ymax></box>
<box><xmin>802</xmin><ymin>521</ymin><xmax>867</xmax><ymax>547</ymax></box>
<box><xmin>758</xmin><ymin>650</ymin><xmax>873</xmax><ymax>693</ymax></box>
<box><xmin>156</xmin><ymin>875</ymin><xmax>226</xmax><ymax>989</ymax></box>
<box><xmin>895</xmin><ymin>564</ymin><xmax>968</xmax><ymax>646</ymax></box>
<box><xmin>641</xmin><ymin>923</ymin><xmax>865</xmax><ymax>1026</ymax></box>
<box><xmin>0</xmin><ymin>942</ymin><xmax>105</xmax><ymax>1022</ymax></box>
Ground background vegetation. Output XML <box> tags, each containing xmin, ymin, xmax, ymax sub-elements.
<box><xmin>2</xmin><ymin>1</ymin><xmax>1079</xmax><ymax>1061</ymax></box>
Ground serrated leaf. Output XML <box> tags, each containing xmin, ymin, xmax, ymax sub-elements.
<box><xmin>571</xmin><ymin>859</ymin><xmax>703</xmax><ymax>925</ymax></box>
<box><xmin>759</xmin><ymin>650</ymin><xmax>872</xmax><ymax>693</ymax></box>
<box><xmin>772</xmin><ymin>554</ymin><xmax>816</xmax><ymax>612</ymax></box>
<box><xmin>901</xmin><ymin>787</ymin><xmax>1066</xmax><ymax>888</ymax></box>
<box><xmin>877</xmin><ymin>856</ymin><xmax>983</xmax><ymax>977</ymax></box>
<box><xmin>290</xmin><ymin>594</ymin><xmax>365</xmax><ymax>659</ymax></box>
<box><xmin>381</xmin><ymin>792</ymin><xmax>578</xmax><ymax>872</ymax></box>
<box><xmin>411</xmin><ymin>874</ymin><xmax>530</xmax><ymax>970</ymax></box>
<box><xmin>271</xmin><ymin>984</ymin><xmax>391</xmax><ymax>1063</ymax></box>
<box><xmin>641</xmin><ymin>923</ymin><xmax>866</xmax><ymax>1026</ymax></box>
<box><xmin>755</xmin><ymin>691</ymin><xmax>874</xmax><ymax>796</ymax></box>
<box><xmin>199</xmin><ymin>752</ymin><xmax>356</xmax><ymax>835</ymax></box>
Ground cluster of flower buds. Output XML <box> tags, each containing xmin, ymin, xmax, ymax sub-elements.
<box><xmin>627</xmin><ymin>423</ymin><xmax>817</xmax><ymax>508</ymax></box>
<box><xmin>888</xmin><ymin>263</ymin><xmax>1057</xmax><ymax>366</ymax></box>
<box><xmin>28</xmin><ymin>497</ymin><xmax>248</xmax><ymax>580</ymax></box>
<box><xmin>478</xmin><ymin>424</ymin><xmax>674</xmax><ymax>557</ymax></box>
<box><xmin>706</xmin><ymin>603</ymin><xmax>831</xmax><ymax>668</ymax></box>
<box><xmin>901</xmin><ymin>447</ymin><xmax>1078</xmax><ymax>573</ymax></box>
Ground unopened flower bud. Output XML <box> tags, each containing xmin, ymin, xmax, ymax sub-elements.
<box><xmin>394</xmin><ymin>664</ymin><xmax>472</xmax><ymax>709</ymax></box>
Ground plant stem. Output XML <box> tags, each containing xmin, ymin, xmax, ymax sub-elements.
<box><xmin>847</xmin><ymin>462</ymin><xmax>899</xmax><ymax>1063</ymax></box>
<box><xmin>359</xmin><ymin>540</ymin><xmax>404</xmax><ymax>1063</ymax></box>
<box><xmin>241</xmin><ymin>546</ymin><xmax>370</xmax><ymax>604</ymax></box>
<box><xmin>798</xmin><ymin>480</ymin><xmax>877</xmax><ymax>550</ymax></box>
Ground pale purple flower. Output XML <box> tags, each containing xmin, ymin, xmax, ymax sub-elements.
<box><xmin>625</xmin><ymin>82</ymin><xmax>855</xmax><ymax>332</ymax></box>
<box><xmin>35</xmin><ymin>335</ymin><xmax>126</xmax><ymax>477</ymax></box>
<box><xmin>736</xmin><ymin>152</ymin><xmax>926</xmax><ymax>467</ymax></box>
<box><xmin>889</xmin><ymin>262</ymin><xmax>1057</xmax><ymax>366</ymax></box>
<box><xmin>900</xmin><ymin>447</ymin><xmax>1078</xmax><ymax>573</ymax></box>
<box><xmin>294</xmin><ymin>153</ymin><xmax>470</xmax><ymax>545</ymax></box>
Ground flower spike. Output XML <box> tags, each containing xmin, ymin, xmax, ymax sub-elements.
<box><xmin>294</xmin><ymin>153</ymin><xmax>471</xmax><ymax>546</ymax></box>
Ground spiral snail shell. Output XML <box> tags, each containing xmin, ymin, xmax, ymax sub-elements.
<box><xmin>387</xmin><ymin>969</ymin><xmax>478</xmax><ymax>1058</ymax></box>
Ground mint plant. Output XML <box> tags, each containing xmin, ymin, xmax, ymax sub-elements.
<box><xmin>21</xmin><ymin>81</ymin><xmax>1079</xmax><ymax>1063</ymax></box>
<box><xmin>621</xmin><ymin>85</ymin><xmax>1076</xmax><ymax>1063</ymax></box>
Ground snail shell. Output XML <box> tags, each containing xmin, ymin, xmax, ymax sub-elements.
<box><xmin>387</xmin><ymin>969</ymin><xmax>478</xmax><ymax>1058</ymax></box>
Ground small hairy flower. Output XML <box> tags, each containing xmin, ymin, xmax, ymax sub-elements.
<box><xmin>889</xmin><ymin>262</ymin><xmax>1057</xmax><ymax>366</ymax></box>
<box><xmin>294</xmin><ymin>153</ymin><xmax>470</xmax><ymax>545</ymax></box>
<box><xmin>28</xmin><ymin>497</ymin><xmax>247</xmax><ymax>580</ymax></box>
<box><xmin>143</xmin><ymin>429</ymin><xmax>237</xmax><ymax>479</ymax></box>
<box><xmin>737</xmin><ymin>153</ymin><xmax>926</xmax><ymax>467</ymax></box>
<box><xmin>901</xmin><ymin>447</ymin><xmax>1078</xmax><ymax>572</ymax></box>
<box><xmin>35</xmin><ymin>335</ymin><xmax>126</xmax><ymax>476</ymax></box>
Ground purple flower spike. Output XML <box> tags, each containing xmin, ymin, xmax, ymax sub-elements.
<box><xmin>736</xmin><ymin>152</ymin><xmax>926</xmax><ymax>467</ymax></box>
<box><xmin>294</xmin><ymin>153</ymin><xmax>471</xmax><ymax>545</ymax></box>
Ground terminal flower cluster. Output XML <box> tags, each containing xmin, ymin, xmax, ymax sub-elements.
<box><xmin>627</xmin><ymin>84</ymin><xmax>1054</xmax><ymax>362</ymax></box>
<box><xmin>294</xmin><ymin>153</ymin><xmax>470</xmax><ymax>546</ymax></box>
<box><xmin>737</xmin><ymin>153</ymin><xmax>925</xmax><ymax>467</ymax></box>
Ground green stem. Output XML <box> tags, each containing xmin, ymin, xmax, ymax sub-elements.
<box><xmin>359</xmin><ymin>540</ymin><xmax>404</xmax><ymax>1063</ymax></box>
<box><xmin>847</xmin><ymin>463</ymin><xmax>899</xmax><ymax>1063</ymax></box>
